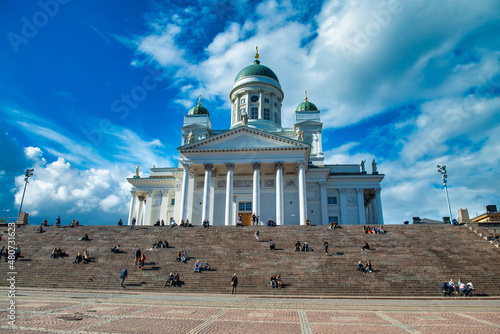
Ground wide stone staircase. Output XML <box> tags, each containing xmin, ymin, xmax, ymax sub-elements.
<box><xmin>2</xmin><ymin>224</ymin><xmax>499</xmax><ymax>296</ymax></box>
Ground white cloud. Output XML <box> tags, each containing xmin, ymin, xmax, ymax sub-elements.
<box><xmin>14</xmin><ymin>153</ymin><xmax>132</xmax><ymax>224</ymax></box>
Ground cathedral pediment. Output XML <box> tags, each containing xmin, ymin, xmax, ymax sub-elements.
<box><xmin>179</xmin><ymin>126</ymin><xmax>309</xmax><ymax>152</ymax></box>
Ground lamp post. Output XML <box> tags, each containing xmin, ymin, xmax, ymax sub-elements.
<box><xmin>437</xmin><ymin>165</ymin><xmax>452</xmax><ymax>221</ymax></box>
<box><xmin>18</xmin><ymin>168</ymin><xmax>34</xmax><ymax>218</ymax></box>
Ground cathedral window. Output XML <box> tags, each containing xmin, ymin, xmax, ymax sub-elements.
<box><xmin>328</xmin><ymin>197</ymin><xmax>337</xmax><ymax>205</ymax></box>
<box><xmin>274</xmin><ymin>112</ymin><xmax>278</xmax><ymax>123</ymax></box>
<box><xmin>170</xmin><ymin>199</ymin><xmax>175</xmax><ymax>206</ymax></box>
<box><xmin>263</xmin><ymin>108</ymin><xmax>270</xmax><ymax>120</ymax></box>
<box><xmin>250</xmin><ymin>107</ymin><xmax>258</xmax><ymax>119</ymax></box>
<box><xmin>264</xmin><ymin>98</ymin><xmax>270</xmax><ymax>103</ymax></box>
<box><xmin>240</xmin><ymin>98</ymin><xmax>246</xmax><ymax>104</ymax></box>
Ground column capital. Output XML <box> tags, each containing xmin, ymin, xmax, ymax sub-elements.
<box><xmin>275</xmin><ymin>162</ymin><xmax>283</xmax><ymax>169</ymax></box>
<box><xmin>298</xmin><ymin>161</ymin><xmax>307</xmax><ymax>169</ymax></box>
<box><xmin>162</xmin><ymin>190</ymin><xmax>169</xmax><ymax>195</ymax></box>
<box><xmin>130</xmin><ymin>190</ymin><xmax>137</xmax><ymax>196</ymax></box>
<box><xmin>339</xmin><ymin>188</ymin><xmax>347</xmax><ymax>194</ymax></box>
<box><xmin>181</xmin><ymin>163</ymin><xmax>191</xmax><ymax>171</ymax></box>
<box><xmin>319</xmin><ymin>181</ymin><xmax>327</xmax><ymax>189</ymax></box>
<box><xmin>374</xmin><ymin>187</ymin><xmax>382</xmax><ymax>194</ymax></box>
<box><xmin>204</xmin><ymin>163</ymin><xmax>213</xmax><ymax>171</ymax></box>
<box><xmin>356</xmin><ymin>188</ymin><xmax>365</xmax><ymax>194</ymax></box>
<box><xmin>252</xmin><ymin>162</ymin><xmax>261</xmax><ymax>170</ymax></box>
<box><xmin>226</xmin><ymin>163</ymin><xmax>235</xmax><ymax>171</ymax></box>
<box><xmin>146</xmin><ymin>191</ymin><xmax>153</xmax><ymax>196</ymax></box>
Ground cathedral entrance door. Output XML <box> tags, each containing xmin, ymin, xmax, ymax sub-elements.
<box><xmin>239</xmin><ymin>212</ymin><xmax>252</xmax><ymax>226</ymax></box>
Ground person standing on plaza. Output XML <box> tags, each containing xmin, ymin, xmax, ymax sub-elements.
<box><xmin>131</xmin><ymin>217</ymin><xmax>136</xmax><ymax>230</ymax></box>
<box><xmin>120</xmin><ymin>268</ymin><xmax>127</xmax><ymax>287</ymax></box>
<box><xmin>231</xmin><ymin>273</ymin><xmax>238</xmax><ymax>294</ymax></box>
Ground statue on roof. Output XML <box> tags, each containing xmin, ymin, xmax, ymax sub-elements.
<box><xmin>187</xmin><ymin>131</ymin><xmax>194</xmax><ymax>144</ymax></box>
<box><xmin>241</xmin><ymin>112</ymin><xmax>249</xmax><ymax>126</ymax></box>
<box><xmin>295</xmin><ymin>126</ymin><xmax>304</xmax><ymax>141</ymax></box>
<box><xmin>135</xmin><ymin>164</ymin><xmax>140</xmax><ymax>177</ymax></box>
<box><xmin>372</xmin><ymin>159</ymin><xmax>378</xmax><ymax>174</ymax></box>
<box><xmin>361</xmin><ymin>160</ymin><xmax>366</xmax><ymax>173</ymax></box>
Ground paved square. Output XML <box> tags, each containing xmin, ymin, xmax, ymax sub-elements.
<box><xmin>1</xmin><ymin>290</ymin><xmax>499</xmax><ymax>333</ymax></box>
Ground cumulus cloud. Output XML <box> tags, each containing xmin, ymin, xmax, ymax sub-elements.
<box><xmin>14</xmin><ymin>151</ymin><xmax>132</xmax><ymax>224</ymax></box>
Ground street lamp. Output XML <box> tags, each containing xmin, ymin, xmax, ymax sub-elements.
<box><xmin>18</xmin><ymin>168</ymin><xmax>34</xmax><ymax>218</ymax></box>
<box><xmin>437</xmin><ymin>165</ymin><xmax>452</xmax><ymax>222</ymax></box>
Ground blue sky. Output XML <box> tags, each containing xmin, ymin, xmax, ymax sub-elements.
<box><xmin>1</xmin><ymin>0</ymin><xmax>499</xmax><ymax>225</ymax></box>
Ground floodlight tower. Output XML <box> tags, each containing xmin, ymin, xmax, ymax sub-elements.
<box><xmin>437</xmin><ymin>165</ymin><xmax>452</xmax><ymax>221</ymax></box>
<box><xmin>18</xmin><ymin>168</ymin><xmax>34</xmax><ymax>218</ymax></box>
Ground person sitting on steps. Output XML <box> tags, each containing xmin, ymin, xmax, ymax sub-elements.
<box><xmin>269</xmin><ymin>241</ymin><xmax>276</xmax><ymax>250</ymax></box>
<box><xmin>165</xmin><ymin>272</ymin><xmax>174</xmax><ymax>287</ymax></box>
<box><xmin>294</xmin><ymin>241</ymin><xmax>301</xmax><ymax>252</ymax></box>
<box><xmin>277</xmin><ymin>274</ymin><xmax>283</xmax><ymax>288</ymax></box>
<box><xmin>301</xmin><ymin>241</ymin><xmax>310</xmax><ymax>252</ymax></box>
<box><xmin>366</xmin><ymin>261</ymin><xmax>373</xmax><ymax>272</ymax></box>
<box><xmin>270</xmin><ymin>274</ymin><xmax>277</xmax><ymax>288</ymax></box>
<box><xmin>361</xmin><ymin>241</ymin><xmax>370</xmax><ymax>250</ymax></box>
<box><xmin>73</xmin><ymin>253</ymin><xmax>83</xmax><ymax>264</ymax></box>
<box><xmin>176</xmin><ymin>251</ymin><xmax>182</xmax><ymax>262</ymax></box>
<box><xmin>83</xmin><ymin>250</ymin><xmax>90</xmax><ymax>263</ymax></box>
<box><xmin>357</xmin><ymin>261</ymin><xmax>366</xmax><ymax>274</ymax></box>
<box><xmin>173</xmin><ymin>272</ymin><xmax>180</xmax><ymax>287</ymax></box>
<box><xmin>181</xmin><ymin>250</ymin><xmax>187</xmax><ymax>262</ymax></box>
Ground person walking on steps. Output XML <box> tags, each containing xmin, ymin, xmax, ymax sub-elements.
<box><xmin>120</xmin><ymin>268</ymin><xmax>128</xmax><ymax>287</ymax></box>
<box><xmin>324</xmin><ymin>239</ymin><xmax>329</xmax><ymax>255</ymax></box>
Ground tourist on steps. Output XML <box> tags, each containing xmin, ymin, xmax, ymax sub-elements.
<box><xmin>134</xmin><ymin>247</ymin><xmax>141</xmax><ymax>266</ymax></box>
<box><xmin>357</xmin><ymin>261</ymin><xmax>366</xmax><ymax>274</ymax></box>
<box><xmin>366</xmin><ymin>261</ymin><xmax>373</xmax><ymax>272</ymax></box>
<box><xmin>361</xmin><ymin>241</ymin><xmax>370</xmax><ymax>250</ymax></box>
<box><xmin>231</xmin><ymin>273</ymin><xmax>238</xmax><ymax>294</ymax></box>
<box><xmin>324</xmin><ymin>240</ymin><xmax>329</xmax><ymax>255</ymax></box>
<box><xmin>120</xmin><ymin>268</ymin><xmax>127</xmax><ymax>287</ymax></box>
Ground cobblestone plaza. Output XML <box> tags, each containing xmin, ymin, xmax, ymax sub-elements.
<box><xmin>1</xmin><ymin>290</ymin><xmax>500</xmax><ymax>333</ymax></box>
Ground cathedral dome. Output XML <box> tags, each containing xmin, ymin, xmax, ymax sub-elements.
<box><xmin>188</xmin><ymin>96</ymin><xmax>209</xmax><ymax>116</ymax></box>
<box><xmin>296</xmin><ymin>101</ymin><xmax>318</xmax><ymax>112</ymax></box>
<box><xmin>234</xmin><ymin>60</ymin><xmax>280</xmax><ymax>83</ymax></box>
<box><xmin>296</xmin><ymin>91</ymin><xmax>318</xmax><ymax>112</ymax></box>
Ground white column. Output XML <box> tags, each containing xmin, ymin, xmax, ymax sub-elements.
<box><xmin>252</xmin><ymin>162</ymin><xmax>261</xmax><ymax>220</ymax></box>
<box><xmin>365</xmin><ymin>205</ymin><xmax>369</xmax><ymax>225</ymax></box>
<box><xmin>143</xmin><ymin>191</ymin><xmax>153</xmax><ymax>225</ymax></box>
<box><xmin>374</xmin><ymin>188</ymin><xmax>384</xmax><ymax>225</ymax></box>
<box><xmin>357</xmin><ymin>188</ymin><xmax>366</xmax><ymax>225</ymax></box>
<box><xmin>367</xmin><ymin>198</ymin><xmax>374</xmax><ymax>225</ymax></box>
<box><xmin>159</xmin><ymin>191</ymin><xmax>168</xmax><ymax>223</ymax></box>
<box><xmin>178</xmin><ymin>163</ymin><xmax>190</xmax><ymax>222</ymax></box>
<box><xmin>319</xmin><ymin>181</ymin><xmax>328</xmax><ymax>226</ymax></box>
<box><xmin>339</xmin><ymin>188</ymin><xmax>348</xmax><ymax>225</ymax></box>
<box><xmin>258</xmin><ymin>90</ymin><xmax>263</xmax><ymax>119</ymax></box>
<box><xmin>225</xmin><ymin>163</ymin><xmax>234</xmax><ymax>225</ymax></box>
<box><xmin>236</xmin><ymin>94</ymin><xmax>241</xmax><ymax>123</ymax></box>
<box><xmin>128</xmin><ymin>191</ymin><xmax>137</xmax><ymax>225</ymax></box>
<box><xmin>137</xmin><ymin>196</ymin><xmax>145</xmax><ymax>226</ymax></box>
<box><xmin>298</xmin><ymin>161</ymin><xmax>308</xmax><ymax>225</ymax></box>
<box><xmin>275</xmin><ymin>162</ymin><xmax>284</xmax><ymax>225</ymax></box>
<box><xmin>202</xmin><ymin>163</ymin><xmax>212</xmax><ymax>222</ymax></box>
<box><xmin>186</xmin><ymin>168</ymin><xmax>195</xmax><ymax>223</ymax></box>
<box><xmin>209</xmin><ymin>170</ymin><xmax>215</xmax><ymax>224</ymax></box>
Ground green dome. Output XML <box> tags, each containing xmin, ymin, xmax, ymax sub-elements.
<box><xmin>296</xmin><ymin>100</ymin><xmax>318</xmax><ymax>112</ymax></box>
<box><xmin>188</xmin><ymin>104</ymin><xmax>209</xmax><ymax>115</ymax></box>
<box><xmin>234</xmin><ymin>60</ymin><xmax>280</xmax><ymax>83</ymax></box>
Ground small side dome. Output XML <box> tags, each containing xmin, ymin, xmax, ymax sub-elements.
<box><xmin>188</xmin><ymin>95</ymin><xmax>209</xmax><ymax>115</ymax></box>
<box><xmin>296</xmin><ymin>90</ymin><xmax>318</xmax><ymax>112</ymax></box>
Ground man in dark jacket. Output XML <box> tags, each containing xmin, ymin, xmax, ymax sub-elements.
<box><xmin>231</xmin><ymin>273</ymin><xmax>238</xmax><ymax>294</ymax></box>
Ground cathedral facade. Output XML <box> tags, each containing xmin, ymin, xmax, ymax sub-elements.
<box><xmin>127</xmin><ymin>51</ymin><xmax>384</xmax><ymax>226</ymax></box>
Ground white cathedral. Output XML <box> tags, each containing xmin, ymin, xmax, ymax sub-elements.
<box><xmin>127</xmin><ymin>50</ymin><xmax>384</xmax><ymax>226</ymax></box>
